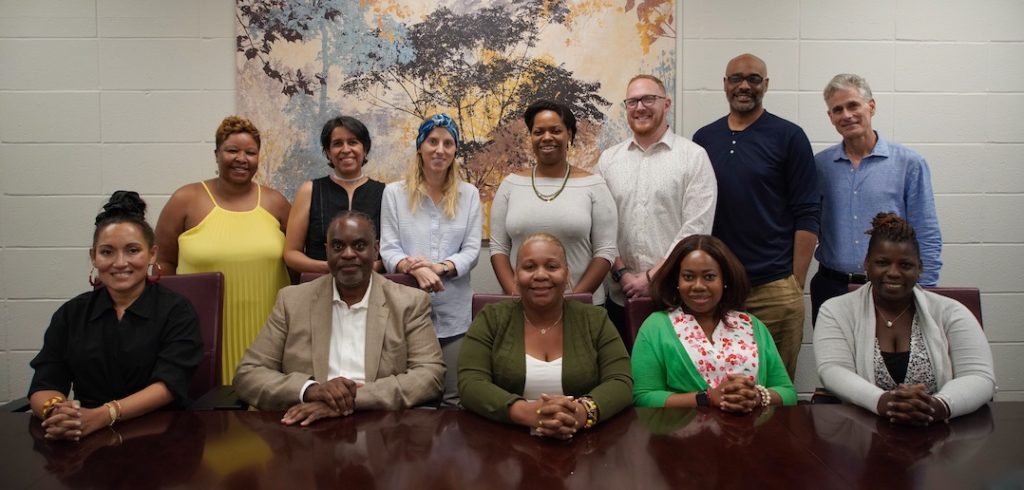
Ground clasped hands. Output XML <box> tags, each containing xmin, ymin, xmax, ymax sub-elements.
<box><xmin>876</xmin><ymin>383</ymin><xmax>949</xmax><ymax>427</ymax></box>
<box><xmin>40</xmin><ymin>400</ymin><xmax>111</xmax><ymax>442</ymax></box>
<box><xmin>400</xmin><ymin>256</ymin><xmax>447</xmax><ymax>293</ymax></box>
<box><xmin>511</xmin><ymin>394</ymin><xmax>587</xmax><ymax>440</ymax></box>
<box><xmin>282</xmin><ymin>377</ymin><xmax>362</xmax><ymax>426</ymax></box>
<box><xmin>620</xmin><ymin>271</ymin><xmax>650</xmax><ymax>299</ymax></box>
<box><xmin>710</xmin><ymin>374</ymin><xmax>762</xmax><ymax>414</ymax></box>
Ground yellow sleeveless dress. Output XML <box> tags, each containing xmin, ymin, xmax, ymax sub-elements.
<box><xmin>178</xmin><ymin>182</ymin><xmax>289</xmax><ymax>383</ymax></box>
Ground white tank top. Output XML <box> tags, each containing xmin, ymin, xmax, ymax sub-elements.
<box><xmin>522</xmin><ymin>355</ymin><xmax>563</xmax><ymax>400</ymax></box>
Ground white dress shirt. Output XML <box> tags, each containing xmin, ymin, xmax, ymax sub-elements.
<box><xmin>380</xmin><ymin>180</ymin><xmax>482</xmax><ymax>338</ymax></box>
<box><xmin>300</xmin><ymin>275</ymin><xmax>372</xmax><ymax>402</ymax></box>
<box><xmin>596</xmin><ymin>130</ymin><xmax>718</xmax><ymax>305</ymax></box>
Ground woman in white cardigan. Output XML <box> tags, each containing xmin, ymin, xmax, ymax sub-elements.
<box><xmin>814</xmin><ymin>212</ymin><xmax>995</xmax><ymax>425</ymax></box>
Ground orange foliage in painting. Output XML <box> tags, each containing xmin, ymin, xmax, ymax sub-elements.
<box><xmin>624</xmin><ymin>0</ymin><xmax>675</xmax><ymax>54</ymax></box>
<box><xmin>360</xmin><ymin>0</ymin><xmax>411</xmax><ymax>18</ymax></box>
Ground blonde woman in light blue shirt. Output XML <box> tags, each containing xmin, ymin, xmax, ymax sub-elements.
<box><xmin>380</xmin><ymin>114</ymin><xmax>482</xmax><ymax>407</ymax></box>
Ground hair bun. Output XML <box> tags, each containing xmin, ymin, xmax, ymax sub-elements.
<box><xmin>95</xmin><ymin>190</ymin><xmax>147</xmax><ymax>226</ymax></box>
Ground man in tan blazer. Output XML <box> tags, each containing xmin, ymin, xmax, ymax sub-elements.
<box><xmin>235</xmin><ymin>212</ymin><xmax>444</xmax><ymax>424</ymax></box>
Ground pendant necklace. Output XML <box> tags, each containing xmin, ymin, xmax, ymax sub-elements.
<box><xmin>531</xmin><ymin>163</ymin><xmax>571</xmax><ymax>202</ymax></box>
<box><xmin>525</xmin><ymin>311</ymin><xmax>564</xmax><ymax>335</ymax></box>
<box><xmin>876</xmin><ymin>303</ymin><xmax>912</xmax><ymax>328</ymax></box>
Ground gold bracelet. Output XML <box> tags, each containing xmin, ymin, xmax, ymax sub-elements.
<box><xmin>40</xmin><ymin>395</ymin><xmax>65</xmax><ymax>419</ymax></box>
<box><xmin>104</xmin><ymin>402</ymin><xmax>120</xmax><ymax>426</ymax></box>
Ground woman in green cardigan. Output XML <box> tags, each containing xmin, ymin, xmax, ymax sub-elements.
<box><xmin>459</xmin><ymin>233</ymin><xmax>632</xmax><ymax>439</ymax></box>
<box><xmin>632</xmin><ymin>235</ymin><xmax>796</xmax><ymax>411</ymax></box>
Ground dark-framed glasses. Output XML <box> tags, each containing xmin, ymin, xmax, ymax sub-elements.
<box><xmin>623</xmin><ymin>95</ymin><xmax>666</xmax><ymax>108</ymax></box>
<box><xmin>726</xmin><ymin>74</ymin><xmax>765</xmax><ymax>86</ymax></box>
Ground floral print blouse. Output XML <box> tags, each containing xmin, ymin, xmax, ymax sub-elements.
<box><xmin>669</xmin><ymin>307</ymin><xmax>759</xmax><ymax>388</ymax></box>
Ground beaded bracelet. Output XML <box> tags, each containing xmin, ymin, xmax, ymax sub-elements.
<box><xmin>40</xmin><ymin>395</ymin><xmax>65</xmax><ymax>419</ymax></box>
<box><xmin>754</xmin><ymin>385</ymin><xmax>771</xmax><ymax>407</ymax></box>
<box><xmin>576</xmin><ymin>396</ymin><xmax>599</xmax><ymax>429</ymax></box>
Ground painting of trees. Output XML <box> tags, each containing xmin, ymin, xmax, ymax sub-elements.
<box><xmin>235</xmin><ymin>0</ymin><xmax>676</xmax><ymax>228</ymax></box>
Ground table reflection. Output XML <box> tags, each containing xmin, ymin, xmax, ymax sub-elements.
<box><xmin>5</xmin><ymin>404</ymin><xmax>1022</xmax><ymax>489</ymax></box>
<box><xmin>637</xmin><ymin>406</ymin><xmax>848</xmax><ymax>488</ymax></box>
<box><xmin>787</xmin><ymin>404</ymin><xmax>1013</xmax><ymax>489</ymax></box>
<box><xmin>30</xmin><ymin>411</ymin><xmax>205</xmax><ymax>488</ymax></box>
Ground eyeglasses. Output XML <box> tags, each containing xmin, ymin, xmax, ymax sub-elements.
<box><xmin>725</xmin><ymin>74</ymin><xmax>765</xmax><ymax>86</ymax></box>
<box><xmin>623</xmin><ymin>95</ymin><xmax>666</xmax><ymax>108</ymax></box>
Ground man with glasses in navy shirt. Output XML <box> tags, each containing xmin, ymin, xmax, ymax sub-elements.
<box><xmin>693</xmin><ymin>53</ymin><xmax>819</xmax><ymax>380</ymax></box>
<box><xmin>810</xmin><ymin>73</ymin><xmax>942</xmax><ymax>325</ymax></box>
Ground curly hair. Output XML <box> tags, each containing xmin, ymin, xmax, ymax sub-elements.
<box><xmin>866</xmin><ymin>212</ymin><xmax>920</xmax><ymax>261</ymax></box>
<box><xmin>650</xmin><ymin>235</ymin><xmax>751</xmax><ymax>318</ymax></box>
<box><xmin>215</xmin><ymin>115</ymin><xmax>261</xmax><ymax>150</ymax></box>
<box><xmin>524</xmin><ymin>99</ymin><xmax>577</xmax><ymax>144</ymax></box>
<box><xmin>93</xmin><ymin>190</ymin><xmax>155</xmax><ymax>248</ymax></box>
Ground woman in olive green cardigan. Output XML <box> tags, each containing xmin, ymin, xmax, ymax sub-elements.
<box><xmin>458</xmin><ymin>233</ymin><xmax>632</xmax><ymax>439</ymax></box>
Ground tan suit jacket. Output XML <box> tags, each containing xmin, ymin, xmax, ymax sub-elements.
<box><xmin>234</xmin><ymin>273</ymin><xmax>445</xmax><ymax>410</ymax></box>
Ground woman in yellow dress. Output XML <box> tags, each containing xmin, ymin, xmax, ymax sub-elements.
<box><xmin>155</xmin><ymin>116</ymin><xmax>291</xmax><ymax>383</ymax></box>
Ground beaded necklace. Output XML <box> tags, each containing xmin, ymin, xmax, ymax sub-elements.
<box><xmin>531</xmin><ymin>163</ymin><xmax>571</xmax><ymax>202</ymax></box>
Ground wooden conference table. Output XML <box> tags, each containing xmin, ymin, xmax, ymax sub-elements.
<box><xmin>2</xmin><ymin>403</ymin><xmax>1022</xmax><ymax>489</ymax></box>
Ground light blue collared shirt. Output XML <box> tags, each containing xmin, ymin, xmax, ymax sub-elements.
<box><xmin>815</xmin><ymin>133</ymin><xmax>942</xmax><ymax>286</ymax></box>
<box><xmin>380</xmin><ymin>181</ymin><xmax>482</xmax><ymax>338</ymax></box>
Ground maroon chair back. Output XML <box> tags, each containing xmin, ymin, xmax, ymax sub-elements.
<box><xmin>383</xmin><ymin>273</ymin><xmax>420</xmax><ymax>289</ymax></box>
<box><xmin>625</xmin><ymin>296</ymin><xmax>658</xmax><ymax>350</ymax></box>
<box><xmin>471</xmin><ymin>293</ymin><xmax>594</xmax><ymax>318</ymax></box>
<box><xmin>929</xmin><ymin>288</ymin><xmax>984</xmax><ymax>326</ymax></box>
<box><xmin>299</xmin><ymin>271</ymin><xmax>324</xmax><ymax>284</ymax></box>
<box><xmin>300</xmin><ymin>271</ymin><xmax>420</xmax><ymax>289</ymax></box>
<box><xmin>160</xmin><ymin>272</ymin><xmax>224</xmax><ymax>399</ymax></box>
<box><xmin>848</xmin><ymin>284</ymin><xmax>983</xmax><ymax>327</ymax></box>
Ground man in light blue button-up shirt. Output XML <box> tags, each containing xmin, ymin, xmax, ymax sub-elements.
<box><xmin>811</xmin><ymin>74</ymin><xmax>942</xmax><ymax>324</ymax></box>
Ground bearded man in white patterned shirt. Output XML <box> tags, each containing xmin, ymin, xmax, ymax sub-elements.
<box><xmin>596</xmin><ymin>74</ymin><xmax>718</xmax><ymax>342</ymax></box>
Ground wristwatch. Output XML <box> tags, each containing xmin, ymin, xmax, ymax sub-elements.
<box><xmin>611</xmin><ymin>267</ymin><xmax>628</xmax><ymax>283</ymax></box>
<box><xmin>696</xmin><ymin>390</ymin><xmax>710</xmax><ymax>407</ymax></box>
<box><xmin>440</xmin><ymin>262</ymin><xmax>450</xmax><ymax>277</ymax></box>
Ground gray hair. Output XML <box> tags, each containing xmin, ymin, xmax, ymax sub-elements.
<box><xmin>823</xmin><ymin>73</ymin><xmax>873</xmax><ymax>102</ymax></box>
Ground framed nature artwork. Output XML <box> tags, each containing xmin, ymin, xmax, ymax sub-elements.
<box><xmin>236</xmin><ymin>0</ymin><xmax>675</xmax><ymax>236</ymax></box>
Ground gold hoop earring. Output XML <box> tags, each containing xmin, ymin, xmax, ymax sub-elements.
<box><xmin>88</xmin><ymin>267</ymin><xmax>101</xmax><ymax>287</ymax></box>
<box><xmin>147</xmin><ymin>263</ymin><xmax>163</xmax><ymax>284</ymax></box>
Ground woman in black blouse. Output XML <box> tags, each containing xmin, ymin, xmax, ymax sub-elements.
<box><xmin>284</xmin><ymin>115</ymin><xmax>386</xmax><ymax>274</ymax></box>
<box><xmin>29</xmin><ymin>191</ymin><xmax>202</xmax><ymax>441</ymax></box>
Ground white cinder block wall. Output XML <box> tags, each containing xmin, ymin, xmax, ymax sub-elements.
<box><xmin>680</xmin><ymin>0</ymin><xmax>1024</xmax><ymax>400</ymax></box>
<box><xmin>0</xmin><ymin>0</ymin><xmax>1021</xmax><ymax>403</ymax></box>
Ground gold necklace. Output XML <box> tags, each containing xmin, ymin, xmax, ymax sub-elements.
<box><xmin>876</xmin><ymin>303</ymin><xmax>912</xmax><ymax>328</ymax></box>
<box><xmin>524</xmin><ymin>311</ymin><xmax>564</xmax><ymax>335</ymax></box>
<box><xmin>531</xmin><ymin>163</ymin><xmax>571</xmax><ymax>202</ymax></box>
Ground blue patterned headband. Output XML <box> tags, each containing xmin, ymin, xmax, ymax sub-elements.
<box><xmin>416</xmin><ymin>113</ymin><xmax>460</xmax><ymax>150</ymax></box>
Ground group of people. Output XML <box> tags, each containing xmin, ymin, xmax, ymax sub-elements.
<box><xmin>27</xmin><ymin>52</ymin><xmax>995</xmax><ymax>443</ymax></box>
